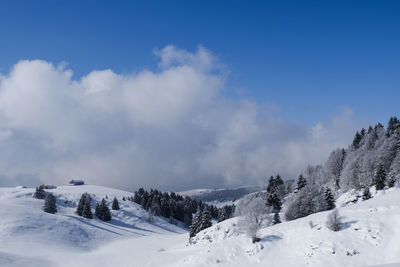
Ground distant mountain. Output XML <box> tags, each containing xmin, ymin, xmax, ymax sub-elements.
<box><xmin>179</xmin><ymin>186</ymin><xmax>263</xmax><ymax>204</ymax></box>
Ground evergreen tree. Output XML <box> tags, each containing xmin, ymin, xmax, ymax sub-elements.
<box><xmin>122</xmin><ymin>196</ymin><xmax>126</xmax><ymax>201</ymax></box>
<box><xmin>352</xmin><ymin>131</ymin><xmax>362</xmax><ymax>149</ymax></box>
<box><xmin>82</xmin><ymin>195</ymin><xmax>93</xmax><ymax>219</ymax></box>
<box><xmin>374</xmin><ymin>164</ymin><xmax>387</xmax><ymax>190</ymax></box>
<box><xmin>266</xmin><ymin>176</ymin><xmax>275</xmax><ymax>194</ymax></box>
<box><xmin>95</xmin><ymin>198</ymin><xmax>112</xmax><ymax>221</ymax></box>
<box><xmin>197</xmin><ymin>208</ymin><xmax>212</xmax><ymax>234</ymax></box>
<box><xmin>33</xmin><ymin>186</ymin><xmax>46</xmax><ymax>199</ymax></box>
<box><xmin>324</xmin><ymin>188</ymin><xmax>335</xmax><ymax>210</ymax></box>
<box><xmin>76</xmin><ymin>193</ymin><xmax>88</xmax><ymax>216</ymax></box>
<box><xmin>112</xmin><ymin>197</ymin><xmax>120</xmax><ymax>210</ymax></box>
<box><xmin>272</xmin><ymin>211</ymin><xmax>281</xmax><ymax>225</ymax></box>
<box><xmin>362</xmin><ymin>187</ymin><xmax>371</xmax><ymax>200</ymax></box>
<box><xmin>44</xmin><ymin>193</ymin><xmax>57</xmax><ymax>214</ymax></box>
<box><xmin>388</xmin><ymin>175</ymin><xmax>396</xmax><ymax>188</ymax></box>
<box><xmin>296</xmin><ymin>174</ymin><xmax>307</xmax><ymax>191</ymax></box>
<box><xmin>189</xmin><ymin>209</ymin><xmax>201</xmax><ymax>237</ymax></box>
<box><xmin>386</xmin><ymin>116</ymin><xmax>400</xmax><ymax>137</ymax></box>
<box><xmin>267</xmin><ymin>193</ymin><xmax>282</xmax><ymax>212</ymax></box>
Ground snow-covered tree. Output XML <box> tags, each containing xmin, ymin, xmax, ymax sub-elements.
<box><xmin>272</xmin><ymin>211</ymin><xmax>281</xmax><ymax>225</ymax></box>
<box><xmin>82</xmin><ymin>195</ymin><xmax>93</xmax><ymax>219</ymax></box>
<box><xmin>374</xmin><ymin>164</ymin><xmax>387</xmax><ymax>190</ymax></box>
<box><xmin>33</xmin><ymin>186</ymin><xmax>46</xmax><ymax>199</ymax></box>
<box><xmin>266</xmin><ymin>192</ymin><xmax>282</xmax><ymax>213</ymax></box>
<box><xmin>295</xmin><ymin>174</ymin><xmax>307</xmax><ymax>192</ymax></box>
<box><xmin>95</xmin><ymin>198</ymin><xmax>111</xmax><ymax>221</ymax></box>
<box><xmin>325</xmin><ymin>148</ymin><xmax>346</xmax><ymax>188</ymax></box>
<box><xmin>236</xmin><ymin>197</ymin><xmax>272</xmax><ymax>243</ymax></box>
<box><xmin>112</xmin><ymin>197</ymin><xmax>120</xmax><ymax>210</ymax></box>
<box><xmin>352</xmin><ymin>131</ymin><xmax>362</xmax><ymax>150</ymax></box>
<box><xmin>189</xmin><ymin>209</ymin><xmax>202</xmax><ymax>238</ymax></box>
<box><xmin>76</xmin><ymin>193</ymin><xmax>88</xmax><ymax>216</ymax></box>
<box><xmin>285</xmin><ymin>184</ymin><xmax>326</xmax><ymax>221</ymax></box>
<box><xmin>362</xmin><ymin>187</ymin><xmax>371</xmax><ymax>200</ymax></box>
<box><xmin>44</xmin><ymin>193</ymin><xmax>57</xmax><ymax>214</ymax></box>
<box><xmin>324</xmin><ymin>188</ymin><xmax>335</xmax><ymax>210</ymax></box>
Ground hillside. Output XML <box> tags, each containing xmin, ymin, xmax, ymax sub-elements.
<box><xmin>1</xmin><ymin>184</ymin><xmax>400</xmax><ymax>266</ymax></box>
<box><xmin>0</xmin><ymin>185</ymin><xmax>186</xmax><ymax>266</ymax></box>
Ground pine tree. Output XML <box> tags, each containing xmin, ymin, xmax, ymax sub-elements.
<box><xmin>273</xmin><ymin>211</ymin><xmax>281</xmax><ymax>225</ymax></box>
<box><xmin>324</xmin><ymin>188</ymin><xmax>335</xmax><ymax>210</ymax></box>
<box><xmin>362</xmin><ymin>187</ymin><xmax>371</xmax><ymax>200</ymax></box>
<box><xmin>33</xmin><ymin>186</ymin><xmax>46</xmax><ymax>199</ymax></box>
<box><xmin>296</xmin><ymin>175</ymin><xmax>307</xmax><ymax>191</ymax></box>
<box><xmin>95</xmin><ymin>198</ymin><xmax>112</xmax><ymax>221</ymax></box>
<box><xmin>200</xmin><ymin>209</ymin><xmax>212</xmax><ymax>230</ymax></box>
<box><xmin>352</xmin><ymin>131</ymin><xmax>362</xmax><ymax>149</ymax></box>
<box><xmin>76</xmin><ymin>193</ymin><xmax>88</xmax><ymax>216</ymax></box>
<box><xmin>374</xmin><ymin>164</ymin><xmax>387</xmax><ymax>190</ymax></box>
<box><xmin>388</xmin><ymin>175</ymin><xmax>396</xmax><ymax>188</ymax></box>
<box><xmin>189</xmin><ymin>209</ymin><xmax>202</xmax><ymax>238</ymax></box>
<box><xmin>122</xmin><ymin>196</ymin><xmax>126</xmax><ymax>201</ymax></box>
<box><xmin>112</xmin><ymin>197</ymin><xmax>120</xmax><ymax>210</ymax></box>
<box><xmin>266</xmin><ymin>176</ymin><xmax>275</xmax><ymax>194</ymax></box>
<box><xmin>82</xmin><ymin>195</ymin><xmax>93</xmax><ymax>219</ymax></box>
<box><xmin>44</xmin><ymin>193</ymin><xmax>57</xmax><ymax>214</ymax></box>
<box><xmin>267</xmin><ymin>193</ymin><xmax>282</xmax><ymax>213</ymax></box>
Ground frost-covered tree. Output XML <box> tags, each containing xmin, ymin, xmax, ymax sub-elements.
<box><xmin>324</xmin><ymin>188</ymin><xmax>335</xmax><ymax>210</ymax></box>
<box><xmin>76</xmin><ymin>193</ymin><xmax>88</xmax><ymax>216</ymax></box>
<box><xmin>325</xmin><ymin>148</ymin><xmax>346</xmax><ymax>188</ymax></box>
<box><xmin>82</xmin><ymin>195</ymin><xmax>93</xmax><ymax>219</ymax></box>
<box><xmin>33</xmin><ymin>186</ymin><xmax>46</xmax><ymax>199</ymax></box>
<box><xmin>362</xmin><ymin>187</ymin><xmax>371</xmax><ymax>200</ymax></box>
<box><xmin>285</xmin><ymin>184</ymin><xmax>326</xmax><ymax>221</ymax></box>
<box><xmin>326</xmin><ymin>209</ymin><xmax>342</xmax><ymax>232</ymax></box>
<box><xmin>95</xmin><ymin>198</ymin><xmax>111</xmax><ymax>221</ymax></box>
<box><xmin>112</xmin><ymin>197</ymin><xmax>120</xmax><ymax>210</ymax></box>
<box><xmin>272</xmin><ymin>211</ymin><xmax>281</xmax><ymax>225</ymax></box>
<box><xmin>352</xmin><ymin>131</ymin><xmax>362</xmax><ymax>150</ymax></box>
<box><xmin>217</xmin><ymin>205</ymin><xmax>235</xmax><ymax>222</ymax></box>
<box><xmin>267</xmin><ymin>192</ymin><xmax>282</xmax><ymax>213</ymax></box>
<box><xmin>236</xmin><ymin>197</ymin><xmax>272</xmax><ymax>243</ymax></box>
<box><xmin>200</xmin><ymin>208</ymin><xmax>212</xmax><ymax>230</ymax></box>
<box><xmin>374</xmin><ymin>164</ymin><xmax>387</xmax><ymax>190</ymax></box>
<box><xmin>189</xmin><ymin>209</ymin><xmax>202</xmax><ymax>238</ymax></box>
<box><xmin>295</xmin><ymin>174</ymin><xmax>307</xmax><ymax>192</ymax></box>
<box><xmin>44</xmin><ymin>193</ymin><xmax>57</xmax><ymax>214</ymax></box>
<box><xmin>387</xmin><ymin>175</ymin><xmax>396</xmax><ymax>188</ymax></box>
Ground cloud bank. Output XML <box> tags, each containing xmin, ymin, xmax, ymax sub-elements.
<box><xmin>0</xmin><ymin>46</ymin><xmax>359</xmax><ymax>191</ymax></box>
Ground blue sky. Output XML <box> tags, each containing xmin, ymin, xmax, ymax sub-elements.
<box><xmin>1</xmin><ymin>0</ymin><xmax>399</xmax><ymax>126</ymax></box>
<box><xmin>0</xmin><ymin>1</ymin><xmax>399</xmax><ymax>189</ymax></box>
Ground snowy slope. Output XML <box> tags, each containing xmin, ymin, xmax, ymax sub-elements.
<box><xmin>2</xmin><ymin>185</ymin><xmax>400</xmax><ymax>267</ymax></box>
<box><xmin>66</xmin><ymin>187</ymin><xmax>400</xmax><ymax>267</ymax></box>
<box><xmin>0</xmin><ymin>185</ymin><xmax>186</xmax><ymax>266</ymax></box>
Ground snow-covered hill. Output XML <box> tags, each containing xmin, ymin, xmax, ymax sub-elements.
<box><xmin>1</xmin><ymin>185</ymin><xmax>400</xmax><ymax>266</ymax></box>
<box><xmin>0</xmin><ymin>185</ymin><xmax>186</xmax><ymax>266</ymax></box>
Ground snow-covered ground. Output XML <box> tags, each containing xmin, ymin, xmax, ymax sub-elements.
<box><xmin>1</xmin><ymin>185</ymin><xmax>400</xmax><ymax>266</ymax></box>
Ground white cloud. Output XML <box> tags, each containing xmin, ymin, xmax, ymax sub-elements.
<box><xmin>0</xmin><ymin>46</ymin><xmax>360</xmax><ymax>190</ymax></box>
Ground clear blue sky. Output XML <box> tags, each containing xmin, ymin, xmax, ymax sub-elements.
<box><xmin>0</xmin><ymin>0</ymin><xmax>399</xmax><ymax>125</ymax></box>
